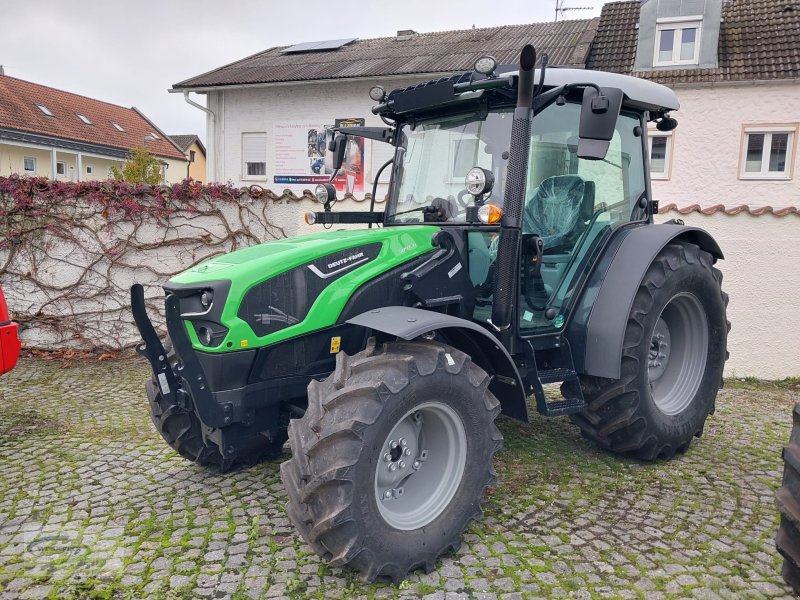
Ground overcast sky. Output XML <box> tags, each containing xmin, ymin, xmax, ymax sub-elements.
<box><xmin>0</xmin><ymin>0</ymin><xmax>609</xmax><ymax>144</ymax></box>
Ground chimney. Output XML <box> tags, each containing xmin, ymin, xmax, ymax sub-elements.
<box><xmin>396</xmin><ymin>30</ymin><xmax>418</xmax><ymax>41</ymax></box>
<box><xmin>0</xmin><ymin>65</ymin><xmax>4</xmax><ymax>76</ymax></box>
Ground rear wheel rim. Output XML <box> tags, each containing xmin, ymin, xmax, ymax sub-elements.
<box><xmin>648</xmin><ymin>292</ymin><xmax>709</xmax><ymax>416</ymax></box>
<box><xmin>374</xmin><ymin>401</ymin><xmax>467</xmax><ymax>530</ymax></box>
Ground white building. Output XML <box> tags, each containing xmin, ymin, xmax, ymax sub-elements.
<box><xmin>171</xmin><ymin>20</ymin><xmax>599</xmax><ymax>193</ymax></box>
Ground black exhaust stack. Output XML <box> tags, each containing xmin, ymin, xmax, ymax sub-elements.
<box><xmin>491</xmin><ymin>45</ymin><xmax>536</xmax><ymax>331</ymax></box>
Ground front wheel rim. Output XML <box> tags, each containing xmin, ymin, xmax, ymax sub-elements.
<box><xmin>648</xmin><ymin>292</ymin><xmax>709</xmax><ymax>416</ymax></box>
<box><xmin>374</xmin><ymin>401</ymin><xmax>467</xmax><ymax>530</ymax></box>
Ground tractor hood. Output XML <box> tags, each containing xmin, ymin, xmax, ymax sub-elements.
<box><xmin>167</xmin><ymin>226</ymin><xmax>440</xmax><ymax>352</ymax></box>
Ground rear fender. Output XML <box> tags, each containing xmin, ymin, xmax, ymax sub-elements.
<box><xmin>347</xmin><ymin>306</ymin><xmax>529</xmax><ymax>422</ymax></box>
<box><xmin>567</xmin><ymin>224</ymin><xmax>724</xmax><ymax>379</ymax></box>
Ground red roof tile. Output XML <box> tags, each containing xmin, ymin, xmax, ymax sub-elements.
<box><xmin>588</xmin><ymin>0</ymin><xmax>800</xmax><ymax>83</ymax></box>
<box><xmin>0</xmin><ymin>75</ymin><xmax>185</xmax><ymax>160</ymax></box>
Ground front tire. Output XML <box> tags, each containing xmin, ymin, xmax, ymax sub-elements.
<box><xmin>567</xmin><ymin>242</ymin><xmax>729</xmax><ymax>460</ymax></box>
<box><xmin>280</xmin><ymin>339</ymin><xmax>503</xmax><ymax>582</ymax></box>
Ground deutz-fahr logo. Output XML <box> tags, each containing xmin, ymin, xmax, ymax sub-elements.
<box><xmin>327</xmin><ymin>252</ymin><xmax>364</xmax><ymax>269</ymax></box>
<box><xmin>308</xmin><ymin>251</ymin><xmax>370</xmax><ymax>279</ymax></box>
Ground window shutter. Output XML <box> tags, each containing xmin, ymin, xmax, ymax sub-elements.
<box><xmin>243</xmin><ymin>133</ymin><xmax>267</xmax><ymax>176</ymax></box>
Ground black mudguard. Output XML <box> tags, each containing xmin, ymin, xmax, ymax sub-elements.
<box><xmin>347</xmin><ymin>306</ymin><xmax>529</xmax><ymax>422</ymax></box>
<box><xmin>568</xmin><ymin>224</ymin><xmax>724</xmax><ymax>379</ymax></box>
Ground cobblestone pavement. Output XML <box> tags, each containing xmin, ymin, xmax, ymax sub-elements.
<box><xmin>0</xmin><ymin>358</ymin><xmax>795</xmax><ymax>599</ymax></box>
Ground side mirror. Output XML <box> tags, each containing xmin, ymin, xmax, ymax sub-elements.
<box><xmin>325</xmin><ymin>132</ymin><xmax>347</xmax><ymax>171</ymax></box>
<box><xmin>577</xmin><ymin>87</ymin><xmax>623</xmax><ymax>160</ymax></box>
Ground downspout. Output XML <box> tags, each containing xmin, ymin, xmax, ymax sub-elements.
<box><xmin>183</xmin><ymin>92</ymin><xmax>215</xmax><ymax>182</ymax></box>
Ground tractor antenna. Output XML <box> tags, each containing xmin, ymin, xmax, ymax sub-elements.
<box><xmin>555</xmin><ymin>0</ymin><xmax>593</xmax><ymax>22</ymax></box>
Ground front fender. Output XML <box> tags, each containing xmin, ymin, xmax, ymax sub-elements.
<box><xmin>347</xmin><ymin>306</ymin><xmax>529</xmax><ymax>422</ymax></box>
<box><xmin>568</xmin><ymin>224</ymin><xmax>724</xmax><ymax>380</ymax></box>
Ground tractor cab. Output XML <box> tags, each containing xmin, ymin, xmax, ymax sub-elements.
<box><xmin>313</xmin><ymin>59</ymin><xmax>680</xmax><ymax>343</ymax></box>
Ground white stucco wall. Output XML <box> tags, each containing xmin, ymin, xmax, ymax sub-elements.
<box><xmin>652</xmin><ymin>82</ymin><xmax>800</xmax><ymax>209</ymax></box>
<box><xmin>208</xmin><ymin>76</ymin><xmax>432</xmax><ymax>193</ymax></box>
<box><xmin>660</xmin><ymin>208</ymin><xmax>799</xmax><ymax>379</ymax></box>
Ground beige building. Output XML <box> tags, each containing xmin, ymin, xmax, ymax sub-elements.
<box><xmin>0</xmin><ymin>71</ymin><xmax>187</xmax><ymax>183</ymax></box>
<box><xmin>169</xmin><ymin>134</ymin><xmax>206</xmax><ymax>181</ymax></box>
<box><xmin>588</xmin><ymin>0</ymin><xmax>800</xmax><ymax>210</ymax></box>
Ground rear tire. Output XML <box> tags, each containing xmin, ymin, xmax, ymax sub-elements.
<box><xmin>566</xmin><ymin>242</ymin><xmax>729</xmax><ymax>460</ymax></box>
<box><xmin>280</xmin><ymin>339</ymin><xmax>502</xmax><ymax>582</ymax></box>
<box><xmin>777</xmin><ymin>404</ymin><xmax>800</xmax><ymax>594</ymax></box>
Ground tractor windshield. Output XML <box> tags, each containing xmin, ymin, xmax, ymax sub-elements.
<box><xmin>388</xmin><ymin>109</ymin><xmax>514</xmax><ymax>224</ymax></box>
<box><xmin>388</xmin><ymin>100</ymin><xmax>646</xmax><ymax>229</ymax></box>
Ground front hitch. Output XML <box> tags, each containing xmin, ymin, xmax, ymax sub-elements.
<box><xmin>130</xmin><ymin>284</ymin><xmax>235</xmax><ymax>428</ymax></box>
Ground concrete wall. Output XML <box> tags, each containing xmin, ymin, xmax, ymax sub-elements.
<box><xmin>659</xmin><ymin>207</ymin><xmax>799</xmax><ymax>379</ymax></box>
<box><xmin>652</xmin><ymin>82</ymin><xmax>800</xmax><ymax>210</ymax></box>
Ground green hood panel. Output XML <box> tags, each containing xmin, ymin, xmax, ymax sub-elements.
<box><xmin>170</xmin><ymin>226</ymin><xmax>440</xmax><ymax>352</ymax></box>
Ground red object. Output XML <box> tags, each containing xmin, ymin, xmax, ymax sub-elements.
<box><xmin>0</xmin><ymin>286</ymin><xmax>20</xmax><ymax>375</ymax></box>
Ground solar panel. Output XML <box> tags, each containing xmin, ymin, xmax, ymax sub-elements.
<box><xmin>281</xmin><ymin>38</ymin><xmax>357</xmax><ymax>54</ymax></box>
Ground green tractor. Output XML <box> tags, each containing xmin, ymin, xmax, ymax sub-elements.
<box><xmin>131</xmin><ymin>45</ymin><xmax>729</xmax><ymax>582</ymax></box>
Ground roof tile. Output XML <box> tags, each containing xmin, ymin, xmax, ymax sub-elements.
<box><xmin>0</xmin><ymin>76</ymin><xmax>185</xmax><ymax>160</ymax></box>
<box><xmin>588</xmin><ymin>0</ymin><xmax>800</xmax><ymax>83</ymax></box>
<box><xmin>173</xmin><ymin>19</ymin><xmax>599</xmax><ymax>89</ymax></box>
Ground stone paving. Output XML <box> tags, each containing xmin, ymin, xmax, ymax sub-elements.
<box><xmin>0</xmin><ymin>357</ymin><xmax>795</xmax><ymax>599</ymax></box>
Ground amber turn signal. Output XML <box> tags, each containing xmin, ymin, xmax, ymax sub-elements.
<box><xmin>304</xmin><ymin>211</ymin><xmax>317</xmax><ymax>225</ymax></box>
<box><xmin>477</xmin><ymin>203</ymin><xmax>502</xmax><ymax>224</ymax></box>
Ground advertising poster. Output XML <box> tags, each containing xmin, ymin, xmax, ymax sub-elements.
<box><xmin>273</xmin><ymin>118</ymin><xmax>365</xmax><ymax>194</ymax></box>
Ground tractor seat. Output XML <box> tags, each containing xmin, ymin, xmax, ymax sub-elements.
<box><xmin>523</xmin><ymin>175</ymin><xmax>591</xmax><ymax>250</ymax></box>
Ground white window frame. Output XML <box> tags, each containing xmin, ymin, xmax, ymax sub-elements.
<box><xmin>77</xmin><ymin>113</ymin><xmax>92</xmax><ymax>125</ymax></box>
<box><xmin>647</xmin><ymin>130</ymin><xmax>674</xmax><ymax>180</ymax></box>
<box><xmin>654</xmin><ymin>16</ymin><xmax>702</xmax><ymax>67</ymax></box>
<box><xmin>112</xmin><ymin>122</ymin><xmax>125</xmax><ymax>132</ymax></box>
<box><xmin>447</xmin><ymin>134</ymin><xmax>482</xmax><ymax>183</ymax></box>
<box><xmin>86</xmin><ymin>165</ymin><xmax>94</xmax><ymax>176</ymax></box>
<box><xmin>23</xmin><ymin>156</ymin><xmax>36</xmax><ymax>173</ymax></box>
<box><xmin>739</xmin><ymin>125</ymin><xmax>797</xmax><ymax>181</ymax></box>
<box><xmin>35</xmin><ymin>103</ymin><xmax>54</xmax><ymax>116</ymax></box>
<box><xmin>56</xmin><ymin>161</ymin><xmax>67</xmax><ymax>177</ymax></box>
<box><xmin>242</xmin><ymin>132</ymin><xmax>267</xmax><ymax>180</ymax></box>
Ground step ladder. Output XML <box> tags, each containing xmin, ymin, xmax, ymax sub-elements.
<box><xmin>531</xmin><ymin>339</ymin><xmax>587</xmax><ymax>417</ymax></box>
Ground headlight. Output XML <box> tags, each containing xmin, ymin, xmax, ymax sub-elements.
<box><xmin>369</xmin><ymin>85</ymin><xmax>386</xmax><ymax>102</ymax></box>
<box><xmin>197</xmin><ymin>326</ymin><xmax>213</xmax><ymax>346</ymax></box>
<box><xmin>200</xmin><ymin>290</ymin><xmax>213</xmax><ymax>309</ymax></box>
<box><xmin>314</xmin><ymin>183</ymin><xmax>336</xmax><ymax>205</ymax></box>
<box><xmin>474</xmin><ymin>55</ymin><xmax>497</xmax><ymax>76</ymax></box>
<box><xmin>465</xmin><ymin>167</ymin><xmax>494</xmax><ymax>196</ymax></box>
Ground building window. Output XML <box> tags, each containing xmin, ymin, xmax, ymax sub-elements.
<box><xmin>648</xmin><ymin>132</ymin><xmax>673</xmax><ymax>180</ymax></box>
<box><xmin>740</xmin><ymin>126</ymin><xmax>797</xmax><ymax>180</ymax></box>
<box><xmin>112</xmin><ymin>122</ymin><xmax>125</xmax><ymax>132</ymax></box>
<box><xmin>77</xmin><ymin>113</ymin><xmax>92</xmax><ymax>125</ymax></box>
<box><xmin>23</xmin><ymin>156</ymin><xmax>36</xmax><ymax>173</ymax></box>
<box><xmin>654</xmin><ymin>17</ymin><xmax>702</xmax><ymax>66</ymax></box>
<box><xmin>149</xmin><ymin>132</ymin><xmax>160</xmax><ymax>139</ymax></box>
<box><xmin>189</xmin><ymin>150</ymin><xmax>196</xmax><ymax>163</ymax></box>
<box><xmin>35</xmin><ymin>103</ymin><xmax>54</xmax><ymax>116</ymax></box>
<box><xmin>86</xmin><ymin>165</ymin><xmax>94</xmax><ymax>176</ymax></box>
<box><xmin>56</xmin><ymin>161</ymin><xmax>66</xmax><ymax>176</ymax></box>
<box><xmin>242</xmin><ymin>132</ymin><xmax>267</xmax><ymax>178</ymax></box>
